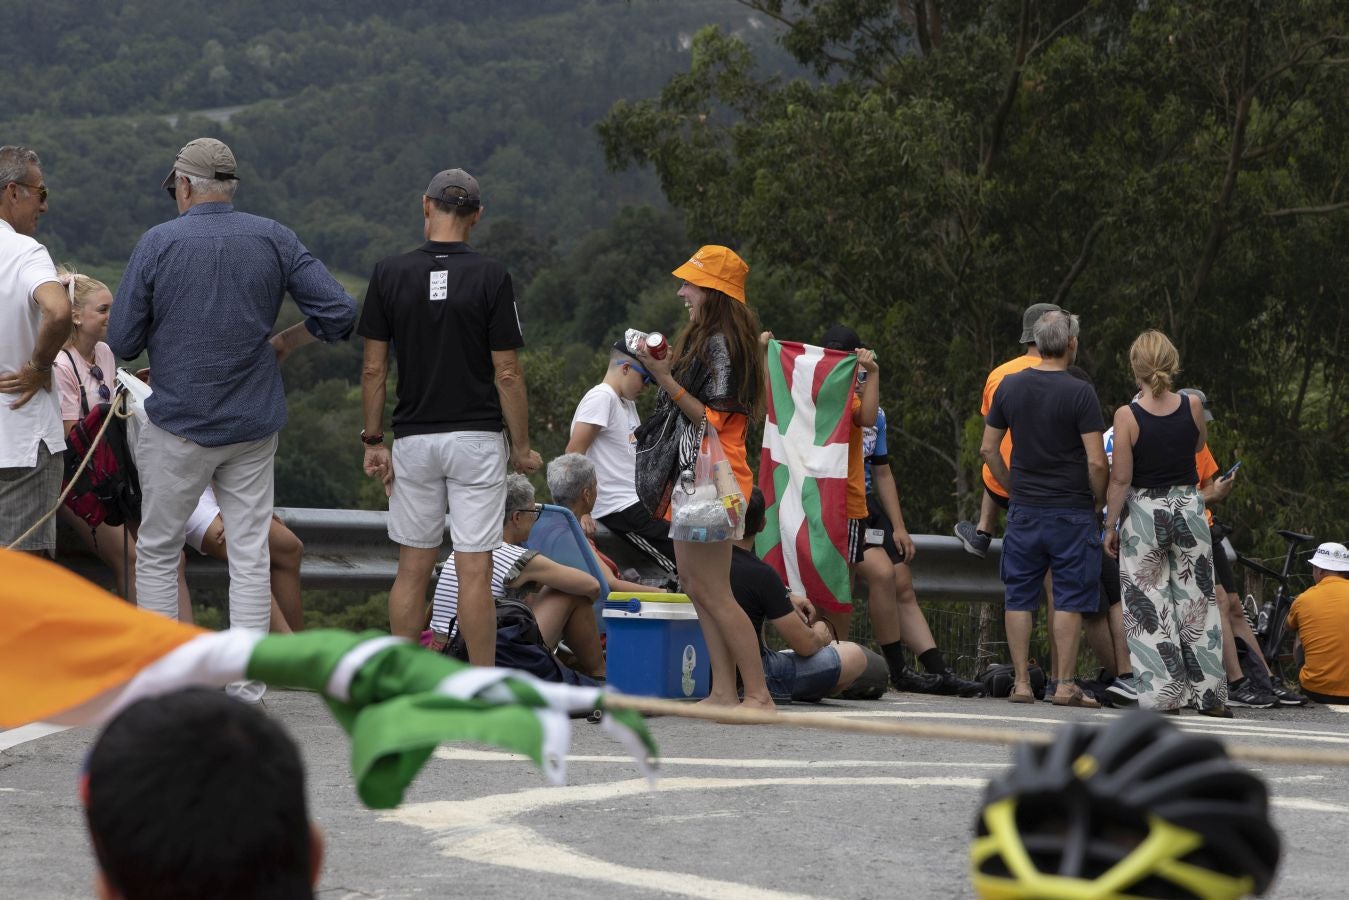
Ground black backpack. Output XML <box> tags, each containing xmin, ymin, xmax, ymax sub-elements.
<box><xmin>442</xmin><ymin>598</ymin><xmax>600</xmax><ymax>688</ymax></box>
<box><xmin>980</xmin><ymin>661</ymin><xmax>1048</xmax><ymax>700</ymax></box>
<box><xmin>61</xmin><ymin>398</ymin><xmax>141</xmax><ymax>529</ymax></box>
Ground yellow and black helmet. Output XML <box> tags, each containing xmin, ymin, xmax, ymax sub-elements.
<box><xmin>971</xmin><ymin>713</ymin><xmax>1280</xmax><ymax>899</ymax></box>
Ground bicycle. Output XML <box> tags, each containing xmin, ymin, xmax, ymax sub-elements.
<box><xmin>1235</xmin><ymin>529</ymin><xmax>1317</xmax><ymax>671</ymax></box>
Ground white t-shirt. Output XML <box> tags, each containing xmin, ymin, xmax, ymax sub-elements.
<box><xmin>570</xmin><ymin>383</ymin><xmax>639</xmax><ymax>518</ymax></box>
<box><xmin>0</xmin><ymin>220</ymin><xmax>63</xmax><ymax>467</ymax></box>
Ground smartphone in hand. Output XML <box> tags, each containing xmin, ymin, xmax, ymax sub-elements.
<box><xmin>1221</xmin><ymin>460</ymin><xmax>1242</xmax><ymax>481</ymax></box>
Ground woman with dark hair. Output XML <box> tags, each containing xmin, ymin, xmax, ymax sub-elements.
<box><xmin>635</xmin><ymin>245</ymin><xmax>773</xmax><ymax>711</ymax></box>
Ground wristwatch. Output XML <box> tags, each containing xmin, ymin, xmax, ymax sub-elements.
<box><xmin>360</xmin><ymin>430</ymin><xmax>385</xmax><ymax>446</ymax></box>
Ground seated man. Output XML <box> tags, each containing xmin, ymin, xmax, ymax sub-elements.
<box><xmin>1286</xmin><ymin>542</ymin><xmax>1349</xmax><ymax>704</ymax></box>
<box><xmin>731</xmin><ymin>487</ymin><xmax>868</xmax><ymax>702</ymax></box>
<box><xmin>429</xmin><ymin>474</ymin><xmax>604</xmax><ymax>677</ymax></box>
<box><xmin>546</xmin><ymin>452</ymin><xmax>666</xmax><ymax>595</ymax></box>
<box><xmin>83</xmin><ymin>688</ymin><xmax>323</xmax><ymax>900</ymax></box>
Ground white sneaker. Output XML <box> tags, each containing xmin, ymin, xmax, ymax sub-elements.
<box><xmin>225</xmin><ymin>680</ymin><xmax>267</xmax><ymax>704</ymax></box>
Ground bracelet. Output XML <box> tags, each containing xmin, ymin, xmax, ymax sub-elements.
<box><xmin>360</xmin><ymin>430</ymin><xmax>385</xmax><ymax>446</ymax></box>
<box><xmin>27</xmin><ymin>359</ymin><xmax>52</xmax><ymax>374</ymax></box>
<box><xmin>670</xmin><ymin>387</ymin><xmax>687</xmax><ymax>403</ymax></box>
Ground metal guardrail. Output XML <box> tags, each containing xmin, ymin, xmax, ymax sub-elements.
<box><xmin>57</xmin><ymin>507</ymin><xmax>1010</xmax><ymax>603</ymax></box>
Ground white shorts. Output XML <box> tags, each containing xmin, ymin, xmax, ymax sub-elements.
<box><xmin>184</xmin><ymin>484</ymin><xmax>221</xmax><ymax>554</ymax></box>
<box><xmin>389</xmin><ymin>431</ymin><xmax>507</xmax><ymax>552</ymax></box>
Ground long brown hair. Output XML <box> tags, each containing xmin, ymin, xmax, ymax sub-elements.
<box><xmin>672</xmin><ymin>288</ymin><xmax>764</xmax><ymax>416</ymax></box>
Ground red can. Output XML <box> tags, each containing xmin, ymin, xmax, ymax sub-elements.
<box><xmin>645</xmin><ymin>332</ymin><xmax>669</xmax><ymax>359</ymax></box>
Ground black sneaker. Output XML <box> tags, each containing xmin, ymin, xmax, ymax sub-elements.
<box><xmin>890</xmin><ymin>665</ymin><xmax>944</xmax><ymax>693</ymax></box>
<box><xmin>926</xmin><ymin>670</ymin><xmax>985</xmax><ymax>697</ymax></box>
<box><xmin>953</xmin><ymin>522</ymin><xmax>991</xmax><ymax>558</ymax></box>
<box><xmin>1269</xmin><ymin>676</ymin><xmax>1309</xmax><ymax>707</ymax></box>
<box><xmin>1227</xmin><ymin>678</ymin><xmax>1277</xmax><ymax>709</ymax></box>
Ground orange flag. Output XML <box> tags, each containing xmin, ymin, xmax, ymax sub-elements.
<box><xmin>0</xmin><ymin>549</ymin><xmax>205</xmax><ymax>727</ymax></box>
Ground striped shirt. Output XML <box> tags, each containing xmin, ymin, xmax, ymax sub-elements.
<box><xmin>429</xmin><ymin>542</ymin><xmax>537</xmax><ymax>635</ymax></box>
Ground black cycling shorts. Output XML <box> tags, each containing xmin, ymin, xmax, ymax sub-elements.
<box><xmin>860</xmin><ymin>497</ymin><xmax>906</xmax><ymax>566</ymax></box>
<box><xmin>984</xmin><ymin>483</ymin><xmax>1010</xmax><ymax>511</ymax></box>
<box><xmin>1210</xmin><ymin>526</ymin><xmax>1236</xmax><ymax>593</ymax></box>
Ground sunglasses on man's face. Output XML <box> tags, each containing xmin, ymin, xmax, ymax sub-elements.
<box><xmin>12</xmin><ymin>181</ymin><xmax>47</xmax><ymax>203</ymax></box>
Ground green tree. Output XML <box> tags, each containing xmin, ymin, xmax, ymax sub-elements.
<box><xmin>600</xmin><ymin>1</ymin><xmax>1349</xmax><ymax>550</ymax></box>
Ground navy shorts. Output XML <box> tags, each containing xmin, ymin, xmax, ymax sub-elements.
<box><xmin>762</xmin><ymin>644</ymin><xmax>842</xmax><ymax>702</ymax></box>
<box><xmin>1000</xmin><ymin>504</ymin><xmax>1102</xmax><ymax>613</ymax></box>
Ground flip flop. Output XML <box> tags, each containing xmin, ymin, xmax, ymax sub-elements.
<box><xmin>1008</xmin><ymin>691</ymin><xmax>1035</xmax><ymax>704</ymax></box>
<box><xmin>1052</xmin><ymin>688</ymin><xmax>1101</xmax><ymax>709</ymax></box>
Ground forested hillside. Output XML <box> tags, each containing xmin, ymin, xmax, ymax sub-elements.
<box><xmin>5</xmin><ymin>1</ymin><xmax>793</xmax><ymax>511</ymax></box>
<box><xmin>9</xmin><ymin>1</ymin><xmax>1347</xmax><ymax>560</ymax></box>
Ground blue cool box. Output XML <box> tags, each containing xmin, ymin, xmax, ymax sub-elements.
<box><xmin>602</xmin><ymin>592</ymin><xmax>710</xmax><ymax>699</ymax></box>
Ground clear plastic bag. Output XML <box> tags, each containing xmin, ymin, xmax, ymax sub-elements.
<box><xmin>669</xmin><ymin>420</ymin><xmax>746</xmax><ymax>543</ymax></box>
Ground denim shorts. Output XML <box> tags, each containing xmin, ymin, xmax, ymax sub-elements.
<box><xmin>762</xmin><ymin>644</ymin><xmax>842</xmax><ymax>702</ymax></box>
<box><xmin>1000</xmin><ymin>503</ymin><xmax>1102</xmax><ymax>613</ymax></box>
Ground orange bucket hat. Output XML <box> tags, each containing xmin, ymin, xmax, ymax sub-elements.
<box><xmin>672</xmin><ymin>245</ymin><xmax>749</xmax><ymax>304</ymax></box>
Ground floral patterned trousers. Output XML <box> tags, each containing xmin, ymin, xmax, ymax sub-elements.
<box><xmin>1119</xmin><ymin>484</ymin><xmax>1228</xmax><ymax>712</ymax></box>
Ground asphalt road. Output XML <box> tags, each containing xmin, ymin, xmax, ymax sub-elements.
<box><xmin>4</xmin><ymin>691</ymin><xmax>1348</xmax><ymax>899</ymax></box>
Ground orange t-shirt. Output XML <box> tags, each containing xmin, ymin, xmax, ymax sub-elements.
<box><xmin>846</xmin><ymin>395</ymin><xmax>868</xmax><ymax>519</ymax></box>
<box><xmin>1286</xmin><ymin>575</ymin><xmax>1349</xmax><ymax>697</ymax></box>
<box><xmin>1195</xmin><ymin>444</ymin><xmax>1219</xmax><ymax>526</ymax></box>
<box><xmin>706</xmin><ymin>408</ymin><xmax>753</xmax><ymax>502</ymax></box>
<box><xmin>980</xmin><ymin>354</ymin><xmax>1039</xmax><ymax>497</ymax></box>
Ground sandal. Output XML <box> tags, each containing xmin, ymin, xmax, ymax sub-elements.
<box><xmin>1008</xmin><ymin>689</ymin><xmax>1036</xmax><ymax>704</ymax></box>
<box><xmin>1051</xmin><ymin>686</ymin><xmax>1101</xmax><ymax>709</ymax></box>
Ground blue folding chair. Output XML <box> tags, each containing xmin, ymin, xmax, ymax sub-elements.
<box><xmin>524</xmin><ymin>504</ymin><xmax>611</xmax><ymax>606</ymax></box>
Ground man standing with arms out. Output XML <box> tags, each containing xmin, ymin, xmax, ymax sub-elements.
<box><xmin>1285</xmin><ymin>542</ymin><xmax>1349</xmax><ymax>705</ymax></box>
<box><xmin>566</xmin><ymin>342</ymin><xmax>674</xmax><ymax>572</ymax></box>
<box><xmin>955</xmin><ymin>303</ymin><xmax>1059</xmax><ymax>557</ymax></box>
<box><xmin>981</xmin><ymin>310</ymin><xmax>1108</xmax><ymax>707</ymax></box>
<box><xmin>359</xmin><ymin>169</ymin><xmax>542</xmax><ymax>664</ymax></box>
<box><xmin>110</xmin><ymin>139</ymin><xmax>355</xmax><ymax>638</ymax></box>
<box><xmin>0</xmin><ymin>146</ymin><xmax>71</xmax><ymax>555</ymax></box>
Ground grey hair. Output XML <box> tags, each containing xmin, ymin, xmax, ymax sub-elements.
<box><xmin>0</xmin><ymin>146</ymin><xmax>40</xmax><ymax>189</ymax></box>
<box><xmin>184</xmin><ymin>173</ymin><xmax>239</xmax><ymax>200</ymax></box>
<box><xmin>1032</xmin><ymin>310</ymin><xmax>1081</xmax><ymax>359</ymax></box>
<box><xmin>546</xmin><ymin>453</ymin><xmax>596</xmax><ymax>508</ymax></box>
<box><xmin>503</xmin><ymin>473</ymin><xmax>535</xmax><ymax>524</ymax></box>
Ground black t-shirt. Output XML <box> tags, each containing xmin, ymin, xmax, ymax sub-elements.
<box><xmin>357</xmin><ymin>241</ymin><xmax>523</xmax><ymax>436</ymax></box>
<box><xmin>729</xmin><ymin>545</ymin><xmax>794</xmax><ymax>646</ymax></box>
<box><xmin>987</xmin><ymin>367</ymin><xmax>1104</xmax><ymax>509</ymax></box>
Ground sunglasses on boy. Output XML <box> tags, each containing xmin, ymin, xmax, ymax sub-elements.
<box><xmin>614</xmin><ymin>359</ymin><xmax>653</xmax><ymax>386</ymax></box>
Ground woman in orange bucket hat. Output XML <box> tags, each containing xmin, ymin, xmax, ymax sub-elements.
<box><xmin>634</xmin><ymin>245</ymin><xmax>773</xmax><ymax>711</ymax></box>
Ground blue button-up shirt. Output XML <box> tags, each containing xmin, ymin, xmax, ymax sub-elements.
<box><xmin>109</xmin><ymin>202</ymin><xmax>355</xmax><ymax>446</ymax></box>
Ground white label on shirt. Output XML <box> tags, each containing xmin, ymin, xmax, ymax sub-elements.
<box><xmin>429</xmin><ymin>270</ymin><xmax>448</xmax><ymax>301</ymax></box>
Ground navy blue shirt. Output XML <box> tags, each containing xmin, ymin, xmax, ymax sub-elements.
<box><xmin>109</xmin><ymin>202</ymin><xmax>355</xmax><ymax>446</ymax></box>
<box><xmin>987</xmin><ymin>368</ymin><xmax>1104</xmax><ymax>509</ymax></box>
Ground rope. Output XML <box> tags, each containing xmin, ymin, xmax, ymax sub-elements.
<box><xmin>603</xmin><ymin>694</ymin><xmax>1349</xmax><ymax>768</ymax></box>
<box><xmin>5</xmin><ymin>389</ymin><xmax>131</xmax><ymax>551</ymax></box>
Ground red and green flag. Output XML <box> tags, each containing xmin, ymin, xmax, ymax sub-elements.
<box><xmin>755</xmin><ymin>339</ymin><xmax>856</xmax><ymax>613</ymax></box>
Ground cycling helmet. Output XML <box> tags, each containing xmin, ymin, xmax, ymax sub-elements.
<box><xmin>971</xmin><ymin>713</ymin><xmax>1280</xmax><ymax>899</ymax></box>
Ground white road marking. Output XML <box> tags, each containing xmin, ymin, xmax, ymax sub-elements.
<box><xmin>1327</xmin><ymin>705</ymin><xmax>1349</xmax><ymax>714</ymax></box>
<box><xmin>0</xmin><ymin>723</ymin><xmax>70</xmax><ymax>750</ymax></box>
<box><xmin>385</xmin><ymin>776</ymin><xmax>985</xmax><ymax>900</ymax></box>
<box><xmin>434</xmin><ymin>748</ymin><xmax>1004</xmax><ymax>769</ymax></box>
<box><xmin>1273</xmin><ymin>797</ymin><xmax>1349</xmax><ymax>814</ymax></box>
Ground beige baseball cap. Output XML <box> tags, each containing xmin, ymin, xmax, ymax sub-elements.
<box><xmin>160</xmin><ymin>138</ymin><xmax>238</xmax><ymax>191</ymax></box>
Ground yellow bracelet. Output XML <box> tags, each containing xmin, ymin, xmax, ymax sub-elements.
<box><xmin>671</xmin><ymin>387</ymin><xmax>687</xmax><ymax>403</ymax></box>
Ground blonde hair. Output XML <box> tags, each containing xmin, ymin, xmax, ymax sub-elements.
<box><xmin>1129</xmin><ymin>330</ymin><xmax>1181</xmax><ymax>398</ymax></box>
<box><xmin>58</xmin><ymin>265</ymin><xmax>110</xmax><ymax>340</ymax></box>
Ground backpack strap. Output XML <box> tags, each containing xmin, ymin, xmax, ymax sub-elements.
<box><xmin>62</xmin><ymin>348</ymin><xmax>91</xmax><ymax>419</ymax></box>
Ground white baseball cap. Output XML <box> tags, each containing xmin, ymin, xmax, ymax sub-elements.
<box><xmin>1310</xmin><ymin>542</ymin><xmax>1349</xmax><ymax>572</ymax></box>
